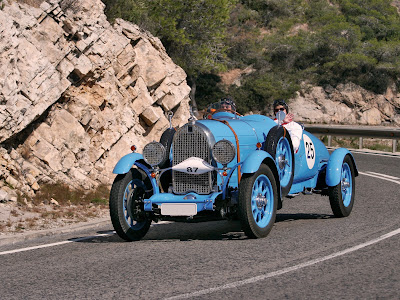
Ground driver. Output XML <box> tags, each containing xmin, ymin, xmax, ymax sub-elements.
<box><xmin>203</xmin><ymin>97</ymin><xmax>237</xmax><ymax>119</ymax></box>
<box><xmin>220</xmin><ymin>97</ymin><xmax>236</xmax><ymax>112</ymax></box>
<box><xmin>272</xmin><ymin>99</ymin><xmax>303</xmax><ymax>153</ymax></box>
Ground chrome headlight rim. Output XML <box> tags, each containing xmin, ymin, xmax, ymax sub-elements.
<box><xmin>143</xmin><ymin>142</ymin><xmax>167</xmax><ymax>167</ymax></box>
<box><xmin>212</xmin><ymin>139</ymin><xmax>236</xmax><ymax>165</ymax></box>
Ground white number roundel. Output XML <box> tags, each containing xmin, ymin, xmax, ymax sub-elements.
<box><xmin>303</xmin><ymin>134</ymin><xmax>315</xmax><ymax>169</ymax></box>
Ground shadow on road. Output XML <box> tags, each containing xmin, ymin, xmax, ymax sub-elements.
<box><xmin>71</xmin><ymin>212</ymin><xmax>333</xmax><ymax>243</ymax></box>
<box><xmin>276</xmin><ymin>213</ymin><xmax>333</xmax><ymax>223</ymax></box>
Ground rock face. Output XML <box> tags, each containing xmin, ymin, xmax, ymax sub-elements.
<box><xmin>289</xmin><ymin>83</ymin><xmax>400</xmax><ymax>126</ymax></box>
<box><xmin>0</xmin><ymin>0</ymin><xmax>190</xmax><ymax>196</ymax></box>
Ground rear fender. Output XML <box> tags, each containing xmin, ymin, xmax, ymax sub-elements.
<box><xmin>326</xmin><ymin>148</ymin><xmax>358</xmax><ymax>187</ymax></box>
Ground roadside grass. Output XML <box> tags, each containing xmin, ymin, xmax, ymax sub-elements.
<box><xmin>319</xmin><ymin>136</ymin><xmax>394</xmax><ymax>152</ymax></box>
<box><xmin>31</xmin><ymin>183</ymin><xmax>110</xmax><ymax>206</ymax></box>
<box><xmin>1</xmin><ymin>183</ymin><xmax>110</xmax><ymax>233</ymax></box>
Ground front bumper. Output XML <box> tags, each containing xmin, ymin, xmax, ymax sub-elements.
<box><xmin>144</xmin><ymin>192</ymin><xmax>222</xmax><ymax>215</ymax></box>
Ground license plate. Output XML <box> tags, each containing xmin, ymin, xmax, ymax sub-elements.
<box><xmin>161</xmin><ymin>203</ymin><xmax>197</xmax><ymax>216</ymax></box>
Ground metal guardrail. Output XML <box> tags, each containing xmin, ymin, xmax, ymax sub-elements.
<box><xmin>305</xmin><ymin>124</ymin><xmax>400</xmax><ymax>153</ymax></box>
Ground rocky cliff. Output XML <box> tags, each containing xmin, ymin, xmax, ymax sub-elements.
<box><xmin>0</xmin><ymin>0</ymin><xmax>190</xmax><ymax>200</ymax></box>
<box><xmin>290</xmin><ymin>83</ymin><xmax>400</xmax><ymax>126</ymax></box>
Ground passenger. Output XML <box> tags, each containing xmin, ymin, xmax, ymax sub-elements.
<box><xmin>272</xmin><ymin>99</ymin><xmax>303</xmax><ymax>152</ymax></box>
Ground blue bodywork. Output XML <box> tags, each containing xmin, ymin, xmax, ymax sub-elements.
<box><xmin>112</xmin><ymin>111</ymin><xmax>357</xmax><ymax>215</ymax></box>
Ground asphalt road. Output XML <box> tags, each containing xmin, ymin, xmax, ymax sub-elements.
<box><xmin>1</xmin><ymin>151</ymin><xmax>399</xmax><ymax>299</ymax></box>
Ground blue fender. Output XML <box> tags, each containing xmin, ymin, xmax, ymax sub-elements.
<box><xmin>326</xmin><ymin>148</ymin><xmax>358</xmax><ymax>187</ymax></box>
<box><xmin>241</xmin><ymin>150</ymin><xmax>275</xmax><ymax>174</ymax></box>
<box><xmin>240</xmin><ymin>150</ymin><xmax>282</xmax><ymax>209</ymax></box>
<box><xmin>112</xmin><ymin>153</ymin><xmax>159</xmax><ymax>194</ymax></box>
<box><xmin>113</xmin><ymin>153</ymin><xmax>144</xmax><ymax>174</ymax></box>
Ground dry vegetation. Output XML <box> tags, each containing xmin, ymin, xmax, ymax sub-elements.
<box><xmin>14</xmin><ymin>0</ymin><xmax>43</xmax><ymax>8</ymax></box>
<box><xmin>0</xmin><ymin>183</ymin><xmax>110</xmax><ymax>234</ymax></box>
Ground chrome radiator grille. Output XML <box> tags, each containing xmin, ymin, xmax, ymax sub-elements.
<box><xmin>172</xmin><ymin>124</ymin><xmax>212</xmax><ymax>194</ymax></box>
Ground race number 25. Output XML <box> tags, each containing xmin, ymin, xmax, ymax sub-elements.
<box><xmin>305</xmin><ymin>141</ymin><xmax>315</xmax><ymax>160</ymax></box>
<box><xmin>303</xmin><ymin>135</ymin><xmax>316</xmax><ymax>169</ymax></box>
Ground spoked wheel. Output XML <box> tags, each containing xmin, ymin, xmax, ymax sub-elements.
<box><xmin>264</xmin><ymin>126</ymin><xmax>294</xmax><ymax>197</ymax></box>
<box><xmin>238</xmin><ymin>164</ymin><xmax>278</xmax><ymax>238</ymax></box>
<box><xmin>109</xmin><ymin>169</ymin><xmax>152</xmax><ymax>241</ymax></box>
<box><xmin>329</xmin><ymin>155</ymin><xmax>355</xmax><ymax>217</ymax></box>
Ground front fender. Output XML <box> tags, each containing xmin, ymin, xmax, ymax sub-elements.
<box><xmin>241</xmin><ymin>150</ymin><xmax>275</xmax><ymax>174</ymax></box>
<box><xmin>113</xmin><ymin>153</ymin><xmax>144</xmax><ymax>174</ymax></box>
<box><xmin>241</xmin><ymin>150</ymin><xmax>283</xmax><ymax>209</ymax></box>
<box><xmin>326</xmin><ymin>148</ymin><xmax>358</xmax><ymax>187</ymax></box>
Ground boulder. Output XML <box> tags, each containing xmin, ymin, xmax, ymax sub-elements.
<box><xmin>0</xmin><ymin>189</ymin><xmax>9</xmax><ymax>202</ymax></box>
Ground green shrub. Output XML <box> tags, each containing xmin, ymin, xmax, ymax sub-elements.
<box><xmin>228</xmin><ymin>71</ymin><xmax>300</xmax><ymax>114</ymax></box>
<box><xmin>193</xmin><ymin>73</ymin><xmax>225</xmax><ymax>111</ymax></box>
<box><xmin>102</xmin><ymin>0</ymin><xmax>400</xmax><ymax>114</ymax></box>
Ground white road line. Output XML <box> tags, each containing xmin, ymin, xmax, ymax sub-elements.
<box><xmin>364</xmin><ymin>171</ymin><xmax>400</xmax><ymax>180</ymax></box>
<box><xmin>0</xmin><ymin>222</ymin><xmax>172</xmax><ymax>256</ymax></box>
<box><xmin>165</xmin><ymin>228</ymin><xmax>400</xmax><ymax>300</ymax></box>
<box><xmin>0</xmin><ymin>232</ymin><xmax>114</xmax><ymax>256</ymax></box>
<box><xmin>359</xmin><ymin>171</ymin><xmax>400</xmax><ymax>185</ymax></box>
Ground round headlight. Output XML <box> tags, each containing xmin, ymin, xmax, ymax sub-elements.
<box><xmin>212</xmin><ymin>139</ymin><xmax>236</xmax><ymax>165</ymax></box>
<box><xmin>143</xmin><ymin>142</ymin><xmax>166</xmax><ymax>166</ymax></box>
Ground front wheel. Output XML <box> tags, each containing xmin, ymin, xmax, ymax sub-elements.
<box><xmin>238</xmin><ymin>164</ymin><xmax>278</xmax><ymax>238</ymax></box>
<box><xmin>328</xmin><ymin>155</ymin><xmax>355</xmax><ymax>217</ymax></box>
<box><xmin>109</xmin><ymin>169</ymin><xmax>152</xmax><ymax>241</ymax></box>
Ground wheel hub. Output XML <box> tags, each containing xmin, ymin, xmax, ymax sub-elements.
<box><xmin>127</xmin><ymin>187</ymin><xmax>145</xmax><ymax>221</ymax></box>
<box><xmin>342</xmin><ymin>179</ymin><xmax>350</xmax><ymax>191</ymax></box>
<box><xmin>255</xmin><ymin>193</ymin><xmax>267</xmax><ymax>209</ymax></box>
<box><xmin>278</xmin><ymin>154</ymin><xmax>287</xmax><ymax>169</ymax></box>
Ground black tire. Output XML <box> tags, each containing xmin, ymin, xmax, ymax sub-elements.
<box><xmin>159</xmin><ymin>127</ymin><xmax>176</xmax><ymax>168</ymax></box>
<box><xmin>238</xmin><ymin>164</ymin><xmax>278</xmax><ymax>238</ymax></box>
<box><xmin>263</xmin><ymin>126</ymin><xmax>294</xmax><ymax>197</ymax></box>
<box><xmin>109</xmin><ymin>169</ymin><xmax>152</xmax><ymax>241</ymax></box>
<box><xmin>329</xmin><ymin>155</ymin><xmax>355</xmax><ymax>217</ymax></box>
<box><xmin>159</xmin><ymin>128</ymin><xmax>176</xmax><ymax>191</ymax></box>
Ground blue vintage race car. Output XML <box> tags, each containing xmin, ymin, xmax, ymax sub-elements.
<box><xmin>109</xmin><ymin>103</ymin><xmax>358</xmax><ymax>241</ymax></box>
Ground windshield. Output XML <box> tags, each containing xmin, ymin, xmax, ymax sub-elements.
<box><xmin>205</xmin><ymin>101</ymin><xmax>236</xmax><ymax>115</ymax></box>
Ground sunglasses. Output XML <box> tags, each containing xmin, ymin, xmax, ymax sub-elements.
<box><xmin>274</xmin><ymin>107</ymin><xmax>286</xmax><ymax>113</ymax></box>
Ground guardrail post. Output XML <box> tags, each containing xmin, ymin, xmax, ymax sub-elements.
<box><xmin>393</xmin><ymin>139</ymin><xmax>398</xmax><ymax>153</ymax></box>
<box><xmin>359</xmin><ymin>137</ymin><xmax>363</xmax><ymax>149</ymax></box>
<box><xmin>328</xmin><ymin>135</ymin><xmax>332</xmax><ymax>147</ymax></box>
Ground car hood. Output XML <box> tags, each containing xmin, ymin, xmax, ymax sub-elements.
<box><xmin>196</xmin><ymin>113</ymin><xmax>277</xmax><ymax>153</ymax></box>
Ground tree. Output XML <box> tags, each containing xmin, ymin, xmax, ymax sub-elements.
<box><xmin>103</xmin><ymin>0</ymin><xmax>236</xmax><ymax>114</ymax></box>
<box><xmin>103</xmin><ymin>0</ymin><xmax>400</xmax><ymax>113</ymax></box>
